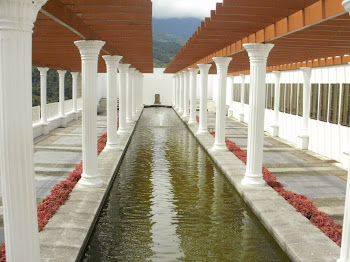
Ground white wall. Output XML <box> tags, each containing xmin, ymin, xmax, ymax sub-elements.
<box><xmin>143</xmin><ymin>68</ymin><xmax>173</xmax><ymax>106</ymax></box>
<box><xmin>97</xmin><ymin>73</ymin><xmax>107</xmax><ymax>104</ymax></box>
<box><xmin>228</xmin><ymin>64</ymin><xmax>350</xmax><ymax>168</ymax></box>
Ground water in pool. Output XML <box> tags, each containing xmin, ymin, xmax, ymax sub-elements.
<box><xmin>82</xmin><ymin>108</ymin><xmax>290</xmax><ymax>262</ymax></box>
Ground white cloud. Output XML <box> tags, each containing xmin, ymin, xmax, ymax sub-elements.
<box><xmin>152</xmin><ymin>0</ymin><xmax>223</xmax><ymax>19</ymax></box>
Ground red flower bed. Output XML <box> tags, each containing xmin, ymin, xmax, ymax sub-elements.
<box><xmin>0</xmin><ymin>132</ymin><xmax>108</xmax><ymax>261</ymax></box>
<box><xmin>211</xmin><ymin>132</ymin><xmax>343</xmax><ymax>246</ymax></box>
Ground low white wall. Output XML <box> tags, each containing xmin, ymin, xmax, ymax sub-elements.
<box><xmin>143</xmin><ymin>68</ymin><xmax>173</xmax><ymax>106</ymax></box>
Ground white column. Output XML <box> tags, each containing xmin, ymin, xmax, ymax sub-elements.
<box><xmin>0</xmin><ymin>0</ymin><xmax>47</xmax><ymax>260</ymax></box>
<box><xmin>132</xmin><ymin>70</ymin><xmax>138</xmax><ymax>118</ymax></box>
<box><xmin>140</xmin><ymin>74</ymin><xmax>144</xmax><ymax>109</ymax></box>
<box><xmin>241</xmin><ymin>43</ymin><xmax>274</xmax><ymax>186</ymax></box>
<box><xmin>183</xmin><ymin>71</ymin><xmax>190</xmax><ymax>118</ymax></box>
<box><xmin>126</xmin><ymin>67</ymin><xmax>135</xmax><ymax>122</ymax></box>
<box><xmin>74</xmin><ymin>40</ymin><xmax>105</xmax><ymax>187</ymax></box>
<box><xmin>175</xmin><ymin>74</ymin><xmax>180</xmax><ymax>110</ymax></box>
<box><xmin>57</xmin><ymin>70</ymin><xmax>67</xmax><ymax>126</ymax></box>
<box><xmin>298</xmin><ymin>67</ymin><xmax>312</xmax><ymax>150</ymax></box>
<box><xmin>211</xmin><ymin>57</ymin><xmax>232</xmax><ymax>151</ymax></box>
<box><xmin>71</xmin><ymin>72</ymin><xmax>79</xmax><ymax>120</ymax></box>
<box><xmin>172</xmin><ymin>75</ymin><xmax>176</xmax><ymax>106</ymax></box>
<box><xmin>179</xmin><ymin>72</ymin><xmax>185</xmax><ymax>114</ymax></box>
<box><xmin>271</xmin><ymin>71</ymin><xmax>281</xmax><ymax>137</ymax></box>
<box><xmin>197</xmin><ymin>64</ymin><xmax>212</xmax><ymax>134</ymax></box>
<box><xmin>38</xmin><ymin>67</ymin><xmax>49</xmax><ymax>134</ymax></box>
<box><xmin>228</xmin><ymin>76</ymin><xmax>234</xmax><ymax>117</ymax></box>
<box><xmin>103</xmin><ymin>55</ymin><xmax>122</xmax><ymax>150</ymax></box>
<box><xmin>338</xmin><ymin>3</ymin><xmax>350</xmax><ymax>259</ymax></box>
<box><xmin>188</xmin><ymin>68</ymin><xmax>199</xmax><ymax>124</ymax></box>
<box><xmin>239</xmin><ymin>74</ymin><xmax>246</xmax><ymax>122</ymax></box>
<box><xmin>118</xmin><ymin>63</ymin><xmax>131</xmax><ymax>133</ymax></box>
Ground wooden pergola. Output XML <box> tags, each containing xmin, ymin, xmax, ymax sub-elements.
<box><xmin>164</xmin><ymin>0</ymin><xmax>349</xmax><ymax>75</ymax></box>
<box><xmin>33</xmin><ymin>0</ymin><xmax>153</xmax><ymax>73</ymax></box>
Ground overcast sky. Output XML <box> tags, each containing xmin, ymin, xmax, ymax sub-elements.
<box><xmin>152</xmin><ymin>0</ymin><xmax>223</xmax><ymax>19</ymax></box>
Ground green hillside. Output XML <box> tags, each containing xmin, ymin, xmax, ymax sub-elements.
<box><xmin>153</xmin><ymin>41</ymin><xmax>182</xmax><ymax>68</ymax></box>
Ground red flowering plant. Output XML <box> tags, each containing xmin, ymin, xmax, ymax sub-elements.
<box><xmin>208</xmin><ymin>131</ymin><xmax>343</xmax><ymax>246</ymax></box>
<box><xmin>0</xmin><ymin>132</ymin><xmax>109</xmax><ymax>261</ymax></box>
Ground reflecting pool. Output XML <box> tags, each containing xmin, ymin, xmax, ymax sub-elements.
<box><xmin>82</xmin><ymin>108</ymin><xmax>290</xmax><ymax>262</ymax></box>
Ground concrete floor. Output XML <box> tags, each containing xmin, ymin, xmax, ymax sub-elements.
<box><xmin>0</xmin><ymin>115</ymin><xmax>107</xmax><ymax>244</ymax></box>
<box><xmin>203</xmin><ymin>110</ymin><xmax>347</xmax><ymax>226</ymax></box>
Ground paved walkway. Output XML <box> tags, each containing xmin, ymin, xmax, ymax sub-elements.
<box><xmin>0</xmin><ymin>114</ymin><xmax>107</xmax><ymax>244</ymax></box>
<box><xmin>203</xmin><ymin>111</ymin><xmax>347</xmax><ymax>225</ymax></box>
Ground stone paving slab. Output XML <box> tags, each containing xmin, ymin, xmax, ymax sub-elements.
<box><xmin>177</xmin><ymin>109</ymin><xmax>340</xmax><ymax>262</ymax></box>
<box><xmin>38</xmin><ymin>109</ymin><xmax>143</xmax><ymax>262</ymax></box>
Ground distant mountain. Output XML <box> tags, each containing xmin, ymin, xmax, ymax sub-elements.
<box><xmin>152</xmin><ymin>17</ymin><xmax>202</xmax><ymax>68</ymax></box>
<box><xmin>153</xmin><ymin>18</ymin><xmax>202</xmax><ymax>39</ymax></box>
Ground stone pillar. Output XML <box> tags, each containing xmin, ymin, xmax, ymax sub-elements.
<box><xmin>118</xmin><ymin>64</ymin><xmax>131</xmax><ymax>134</ymax></box>
<box><xmin>38</xmin><ymin>67</ymin><xmax>50</xmax><ymax>134</ymax></box>
<box><xmin>172</xmin><ymin>75</ymin><xmax>176</xmax><ymax>106</ymax></box>
<box><xmin>126</xmin><ymin>67</ymin><xmax>135</xmax><ymax>122</ymax></box>
<box><xmin>57</xmin><ymin>70</ymin><xmax>67</xmax><ymax>126</ymax></box>
<box><xmin>241</xmin><ymin>43</ymin><xmax>274</xmax><ymax>186</ymax></box>
<box><xmin>175</xmin><ymin>74</ymin><xmax>180</xmax><ymax>110</ymax></box>
<box><xmin>103</xmin><ymin>55</ymin><xmax>122</xmax><ymax>150</ymax></box>
<box><xmin>71</xmin><ymin>72</ymin><xmax>79</xmax><ymax>120</ymax></box>
<box><xmin>183</xmin><ymin>71</ymin><xmax>190</xmax><ymax>118</ymax></box>
<box><xmin>239</xmin><ymin>74</ymin><xmax>246</xmax><ymax>122</ymax></box>
<box><xmin>188</xmin><ymin>68</ymin><xmax>199</xmax><ymax>124</ymax></box>
<box><xmin>197</xmin><ymin>64</ymin><xmax>212</xmax><ymax>134</ymax></box>
<box><xmin>0</xmin><ymin>0</ymin><xmax>48</xmax><ymax>260</ymax></box>
<box><xmin>228</xmin><ymin>76</ymin><xmax>235</xmax><ymax>117</ymax></box>
<box><xmin>132</xmin><ymin>70</ymin><xmax>138</xmax><ymax>118</ymax></box>
<box><xmin>74</xmin><ymin>40</ymin><xmax>105</xmax><ymax>187</ymax></box>
<box><xmin>298</xmin><ymin>67</ymin><xmax>312</xmax><ymax>150</ymax></box>
<box><xmin>179</xmin><ymin>72</ymin><xmax>185</xmax><ymax>114</ymax></box>
<box><xmin>339</xmin><ymin>3</ymin><xmax>350</xmax><ymax>261</ymax></box>
<box><xmin>271</xmin><ymin>71</ymin><xmax>281</xmax><ymax>137</ymax></box>
<box><xmin>211</xmin><ymin>57</ymin><xmax>232</xmax><ymax>151</ymax></box>
<box><xmin>139</xmin><ymin>73</ymin><xmax>144</xmax><ymax>109</ymax></box>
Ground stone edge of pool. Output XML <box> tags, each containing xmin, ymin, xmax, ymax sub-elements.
<box><xmin>175</xmin><ymin>110</ymin><xmax>340</xmax><ymax>262</ymax></box>
<box><xmin>38</xmin><ymin>108</ymin><xmax>144</xmax><ymax>262</ymax></box>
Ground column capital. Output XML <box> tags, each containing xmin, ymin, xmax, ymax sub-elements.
<box><xmin>243</xmin><ymin>43</ymin><xmax>274</xmax><ymax>63</ymax></box>
<box><xmin>213</xmin><ymin>57</ymin><xmax>232</xmax><ymax>70</ymax></box>
<box><xmin>118</xmin><ymin>63</ymin><xmax>130</xmax><ymax>73</ymax></box>
<box><xmin>74</xmin><ymin>40</ymin><xmax>105</xmax><ymax>60</ymax></box>
<box><xmin>57</xmin><ymin>70</ymin><xmax>67</xmax><ymax>76</ymax></box>
<box><xmin>128</xmin><ymin>67</ymin><xmax>136</xmax><ymax>74</ymax></box>
<box><xmin>102</xmin><ymin>55</ymin><xmax>122</xmax><ymax>69</ymax></box>
<box><xmin>188</xmin><ymin>68</ymin><xmax>199</xmax><ymax>75</ymax></box>
<box><xmin>197</xmin><ymin>63</ymin><xmax>212</xmax><ymax>73</ymax></box>
<box><xmin>71</xmin><ymin>72</ymin><xmax>79</xmax><ymax>78</ymax></box>
<box><xmin>272</xmin><ymin>70</ymin><xmax>281</xmax><ymax>76</ymax></box>
<box><xmin>300</xmin><ymin>67</ymin><xmax>312</xmax><ymax>76</ymax></box>
<box><xmin>38</xmin><ymin>67</ymin><xmax>49</xmax><ymax>75</ymax></box>
<box><xmin>343</xmin><ymin>0</ymin><xmax>350</xmax><ymax>13</ymax></box>
<box><xmin>0</xmin><ymin>0</ymin><xmax>48</xmax><ymax>32</ymax></box>
<box><xmin>183</xmin><ymin>70</ymin><xmax>190</xmax><ymax>76</ymax></box>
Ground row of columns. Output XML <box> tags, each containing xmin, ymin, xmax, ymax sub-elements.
<box><xmin>38</xmin><ymin>69</ymin><xmax>80</xmax><ymax>134</ymax></box>
<box><xmin>0</xmin><ymin>1</ymin><xmax>144</xmax><ymax>260</ymax></box>
<box><xmin>173</xmin><ymin>43</ymin><xmax>273</xmax><ymax>187</ymax></box>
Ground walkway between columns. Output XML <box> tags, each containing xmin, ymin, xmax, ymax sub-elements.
<box><xmin>199</xmin><ymin>108</ymin><xmax>347</xmax><ymax>225</ymax></box>
<box><xmin>0</xmin><ymin>115</ymin><xmax>107</xmax><ymax>244</ymax></box>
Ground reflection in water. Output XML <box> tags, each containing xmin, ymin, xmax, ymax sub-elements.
<box><xmin>82</xmin><ymin>108</ymin><xmax>290</xmax><ymax>262</ymax></box>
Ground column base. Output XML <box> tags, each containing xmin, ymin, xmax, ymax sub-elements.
<box><xmin>337</xmin><ymin>258</ymin><xmax>346</xmax><ymax>262</ymax></box>
<box><xmin>126</xmin><ymin>117</ymin><xmax>134</xmax><ymax>123</ymax></box>
<box><xmin>211</xmin><ymin>143</ymin><xmax>228</xmax><ymax>152</ymax></box>
<box><xmin>228</xmin><ymin>108</ymin><xmax>234</xmax><ymax>117</ymax></box>
<box><xmin>78</xmin><ymin>174</ymin><xmax>103</xmax><ymax>187</ymax></box>
<box><xmin>239</xmin><ymin>113</ymin><xmax>244</xmax><ymax>122</ymax></box>
<box><xmin>178</xmin><ymin>110</ymin><xmax>184</xmax><ymax>115</ymax></box>
<box><xmin>117</xmin><ymin>128</ymin><xmax>130</xmax><ymax>135</ymax></box>
<box><xmin>73</xmin><ymin>111</ymin><xmax>79</xmax><ymax>120</ymax></box>
<box><xmin>61</xmin><ymin>116</ymin><xmax>67</xmax><ymax>127</ymax></box>
<box><xmin>175</xmin><ymin>106</ymin><xmax>179</xmax><ymax>111</ymax></box>
<box><xmin>104</xmin><ymin>143</ymin><xmax>121</xmax><ymax>151</ymax></box>
<box><xmin>41</xmin><ymin>122</ymin><xmax>49</xmax><ymax>135</ymax></box>
<box><xmin>241</xmin><ymin>172</ymin><xmax>266</xmax><ymax>187</ymax></box>
<box><xmin>271</xmin><ymin>125</ymin><xmax>279</xmax><ymax>137</ymax></box>
<box><xmin>182</xmin><ymin>113</ymin><xmax>190</xmax><ymax>118</ymax></box>
<box><xmin>298</xmin><ymin>135</ymin><xmax>309</xmax><ymax>150</ymax></box>
<box><xmin>196</xmin><ymin>129</ymin><xmax>209</xmax><ymax>135</ymax></box>
<box><xmin>188</xmin><ymin>119</ymin><xmax>197</xmax><ymax>124</ymax></box>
